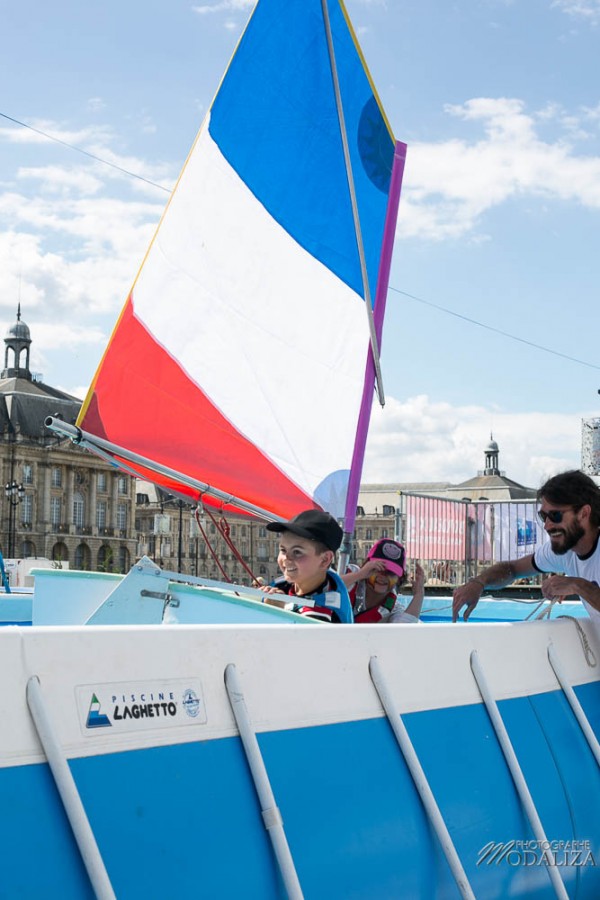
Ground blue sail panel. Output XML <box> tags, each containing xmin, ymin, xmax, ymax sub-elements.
<box><xmin>209</xmin><ymin>0</ymin><xmax>395</xmax><ymax>304</ymax></box>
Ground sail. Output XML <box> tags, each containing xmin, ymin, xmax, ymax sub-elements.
<box><xmin>78</xmin><ymin>0</ymin><xmax>401</xmax><ymax>521</ymax></box>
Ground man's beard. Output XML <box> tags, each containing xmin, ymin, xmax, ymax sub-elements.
<box><xmin>550</xmin><ymin>521</ymin><xmax>585</xmax><ymax>554</ymax></box>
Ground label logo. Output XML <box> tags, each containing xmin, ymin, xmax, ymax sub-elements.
<box><xmin>77</xmin><ymin>679</ymin><xmax>207</xmax><ymax>735</ymax></box>
<box><xmin>86</xmin><ymin>693</ymin><xmax>112</xmax><ymax>729</ymax></box>
<box><xmin>182</xmin><ymin>689</ymin><xmax>201</xmax><ymax>718</ymax></box>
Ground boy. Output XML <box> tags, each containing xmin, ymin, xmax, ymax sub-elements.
<box><xmin>263</xmin><ymin>510</ymin><xmax>352</xmax><ymax>623</ymax></box>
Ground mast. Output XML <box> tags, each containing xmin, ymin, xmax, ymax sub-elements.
<box><xmin>339</xmin><ymin>141</ymin><xmax>407</xmax><ymax>572</ymax></box>
<box><xmin>321</xmin><ymin>0</ymin><xmax>385</xmax><ymax>404</ymax></box>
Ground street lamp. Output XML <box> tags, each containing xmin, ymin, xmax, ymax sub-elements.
<box><xmin>5</xmin><ymin>481</ymin><xmax>25</xmax><ymax>559</ymax></box>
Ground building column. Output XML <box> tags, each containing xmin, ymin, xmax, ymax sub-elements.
<box><xmin>89</xmin><ymin>469</ymin><xmax>97</xmax><ymax>531</ymax></box>
<box><xmin>66</xmin><ymin>469</ymin><xmax>74</xmax><ymax>526</ymax></box>
<box><xmin>111</xmin><ymin>474</ymin><xmax>119</xmax><ymax>529</ymax></box>
<box><xmin>42</xmin><ymin>465</ymin><xmax>51</xmax><ymax>524</ymax></box>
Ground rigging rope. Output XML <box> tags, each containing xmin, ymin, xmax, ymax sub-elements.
<box><xmin>556</xmin><ymin>615</ymin><xmax>597</xmax><ymax>668</ymax></box>
<box><xmin>210</xmin><ymin>507</ymin><xmax>260</xmax><ymax>584</ymax></box>
<box><xmin>194</xmin><ymin>507</ymin><xmax>231</xmax><ymax>583</ymax></box>
<box><xmin>193</xmin><ymin>505</ymin><xmax>260</xmax><ymax>586</ymax></box>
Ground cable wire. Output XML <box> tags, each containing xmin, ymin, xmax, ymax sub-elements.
<box><xmin>3</xmin><ymin>110</ymin><xmax>599</xmax><ymax>373</ymax></box>
<box><xmin>0</xmin><ymin>111</ymin><xmax>171</xmax><ymax>193</ymax></box>
<box><xmin>390</xmin><ymin>286</ymin><xmax>600</xmax><ymax>371</ymax></box>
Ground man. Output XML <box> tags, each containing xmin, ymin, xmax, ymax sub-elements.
<box><xmin>452</xmin><ymin>469</ymin><xmax>600</xmax><ymax>624</ymax></box>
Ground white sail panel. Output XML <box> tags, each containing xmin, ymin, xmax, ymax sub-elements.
<box><xmin>132</xmin><ymin>121</ymin><xmax>367</xmax><ymax>514</ymax></box>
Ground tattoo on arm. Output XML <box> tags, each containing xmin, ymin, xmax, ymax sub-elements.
<box><xmin>477</xmin><ymin>561</ymin><xmax>517</xmax><ymax>589</ymax></box>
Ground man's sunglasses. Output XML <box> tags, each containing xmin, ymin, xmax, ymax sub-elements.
<box><xmin>537</xmin><ymin>507</ymin><xmax>575</xmax><ymax>524</ymax></box>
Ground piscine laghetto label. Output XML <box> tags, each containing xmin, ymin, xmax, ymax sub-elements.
<box><xmin>76</xmin><ymin>679</ymin><xmax>207</xmax><ymax>735</ymax></box>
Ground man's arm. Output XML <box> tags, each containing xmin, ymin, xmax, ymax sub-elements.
<box><xmin>452</xmin><ymin>555</ymin><xmax>536</xmax><ymax>622</ymax></box>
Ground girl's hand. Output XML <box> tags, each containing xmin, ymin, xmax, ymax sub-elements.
<box><xmin>359</xmin><ymin>559</ymin><xmax>386</xmax><ymax>578</ymax></box>
<box><xmin>412</xmin><ymin>563</ymin><xmax>425</xmax><ymax>588</ymax></box>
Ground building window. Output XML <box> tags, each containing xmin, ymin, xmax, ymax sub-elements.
<box><xmin>98</xmin><ymin>545</ymin><xmax>113</xmax><ymax>572</ymax></box>
<box><xmin>52</xmin><ymin>542</ymin><xmax>69</xmax><ymax>564</ymax></box>
<box><xmin>21</xmin><ymin>539</ymin><xmax>35</xmax><ymax>558</ymax></box>
<box><xmin>259</xmin><ymin>526</ymin><xmax>266</xmax><ymax>538</ymax></box>
<box><xmin>51</xmin><ymin>467</ymin><xmax>62</xmax><ymax>488</ymax></box>
<box><xmin>381</xmin><ymin>529</ymin><xmax>389</xmax><ymax>539</ymax></box>
<box><xmin>117</xmin><ymin>503</ymin><xmax>127</xmax><ymax>530</ymax></box>
<box><xmin>118</xmin><ymin>476</ymin><xmax>128</xmax><ymax>495</ymax></box>
<box><xmin>22</xmin><ymin>464</ymin><xmax>33</xmax><ymax>485</ymax></box>
<box><xmin>356</xmin><ymin>506</ymin><xmax>365</xmax><ymax>517</ymax></box>
<box><xmin>73</xmin><ymin>492</ymin><xmax>85</xmax><ymax>527</ymax></box>
<box><xmin>22</xmin><ymin>494</ymin><xmax>33</xmax><ymax>525</ymax></box>
<box><xmin>50</xmin><ymin>496</ymin><xmax>61</xmax><ymax>527</ymax></box>
<box><xmin>96</xmin><ymin>501</ymin><xmax>107</xmax><ymax>529</ymax></box>
<box><xmin>74</xmin><ymin>544</ymin><xmax>91</xmax><ymax>571</ymax></box>
<box><xmin>118</xmin><ymin>546</ymin><xmax>130</xmax><ymax>573</ymax></box>
<box><xmin>365</xmin><ymin>528</ymin><xmax>372</xmax><ymax>540</ymax></box>
<box><xmin>382</xmin><ymin>505</ymin><xmax>395</xmax><ymax>516</ymax></box>
<box><xmin>97</xmin><ymin>473</ymin><xmax>107</xmax><ymax>492</ymax></box>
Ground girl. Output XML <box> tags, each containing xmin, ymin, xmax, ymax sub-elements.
<box><xmin>343</xmin><ymin>538</ymin><xmax>425</xmax><ymax>623</ymax></box>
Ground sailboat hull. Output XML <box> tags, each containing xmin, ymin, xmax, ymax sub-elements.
<box><xmin>2</xmin><ymin>620</ymin><xmax>599</xmax><ymax>897</ymax></box>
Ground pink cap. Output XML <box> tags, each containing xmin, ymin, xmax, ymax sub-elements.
<box><xmin>366</xmin><ymin>539</ymin><xmax>406</xmax><ymax>578</ymax></box>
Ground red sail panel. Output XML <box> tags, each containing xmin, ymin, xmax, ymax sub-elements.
<box><xmin>80</xmin><ymin>297</ymin><xmax>317</xmax><ymax>518</ymax></box>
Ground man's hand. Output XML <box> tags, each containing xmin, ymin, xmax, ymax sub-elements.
<box><xmin>541</xmin><ymin>574</ymin><xmax>577</xmax><ymax>602</ymax></box>
<box><xmin>452</xmin><ymin>580</ymin><xmax>484</xmax><ymax>622</ymax></box>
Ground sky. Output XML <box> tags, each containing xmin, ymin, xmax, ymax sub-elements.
<box><xmin>1</xmin><ymin>0</ymin><xmax>599</xmax><ymax>491</ymax></box>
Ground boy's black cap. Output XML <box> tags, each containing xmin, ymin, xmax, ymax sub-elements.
<box><xmin>266</xmin><ymin>510</ymin><xmax>343</xmax><ymax>552</ymax></box>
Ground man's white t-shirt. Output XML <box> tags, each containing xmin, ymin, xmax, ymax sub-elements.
<box><xmin>534</xmin><ymin>535</ymin><xmax>600</xmax><ymax>623</ymax></box>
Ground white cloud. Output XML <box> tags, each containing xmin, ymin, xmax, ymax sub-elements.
<box><xmin>0</xmin><ymin>119</ymin><xmax>114</xmax><ymax>148</ymax></box>
<box><xmin>362</xmin><ymin>393</ymin><xmax>586</xmax><ymax>488</ymax></box>
<box><xmin>0</xmin><ymin>190</ymin><xmax>161</xmax><ymax>318</ymax></box>
<box><xmin>192</xmin><ymin>0</ymin><xmax>253</xmax><ymax>14</ymax></box>
<box><xmin>400</xmin><ymin>97</ymin><xmax>600</xmax><ymax>240</ymax></box>
<box><xmin>553</xmin><ymin>0</ymin><xmax>600</xmax><ymax>22</ymax></box>
<box><xmin>87</xmin><ymin>98</ymin><xmax>106</xmax><ymax>113</ymax></box>
<box><xmin>17</xmin><ymin>165</ymin><xmax>104</xmax><ymax>196</ymax></box>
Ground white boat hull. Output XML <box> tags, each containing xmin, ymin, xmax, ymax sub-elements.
<box><xmin>2</xmin><ymin>618</ymin><xmax>599</xmax><ymax>897</ymax></box>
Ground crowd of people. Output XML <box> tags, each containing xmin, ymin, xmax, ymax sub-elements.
<box><xmin>259</xmin><ymin>469</ymin><xmax>600</xmax><ymax>627</ymax></box>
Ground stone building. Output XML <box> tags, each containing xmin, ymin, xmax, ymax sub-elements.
<box><xmin>0</xmin><ymin>308</ymin><xmax>136</xmax><ymax>571</ymax></box>
<box><xmin>134</xmin><ymin>481</ymin><xmax>281</xmax><ymax>585</ymax></box>
<box><xmin>354</xmin><ymin>436</ymin><xmax>537</xmax><ymax>569</ymax></box>
<box><xmin>358</xmin><ymin>434</ymin><xmax>535</xmax><ymax>515</ymax></box>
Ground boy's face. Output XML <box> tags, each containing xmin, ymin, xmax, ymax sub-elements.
<box><xmin>277</xmin><ymin>531</ymin><xmax>332</xmax><ymax>593</ymax></box>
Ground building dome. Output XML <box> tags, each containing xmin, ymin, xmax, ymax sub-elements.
<box><xmin>486</xmin><ymin>438</ymin><xmax>499</xmax><ymax>453</ymax></box>
<box><xmin>2</xmin><ymin>304</ymin><xmax>32</xmax><ymax>380</ymax></box>
<box><xmin>5</xmin><ymin>317</ymin><xmax>31</xmax><ymax>342</ymax></box>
